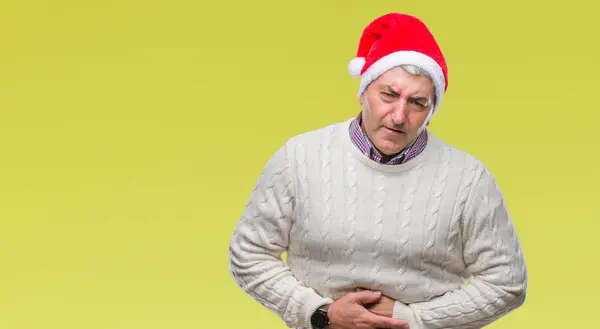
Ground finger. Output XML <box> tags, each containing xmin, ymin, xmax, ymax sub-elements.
<box><xmin>352</xmin><ymin>290</ymin><xmax>382</xmax><ymax>304</ymax></box>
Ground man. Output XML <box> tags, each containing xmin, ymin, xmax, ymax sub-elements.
<box><xmin>228</xmin><ymin>12</ymin><xmax>527</xmax><ymax>329</ymax></box>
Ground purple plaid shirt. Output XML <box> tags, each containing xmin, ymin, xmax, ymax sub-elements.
<box><xmin>349</xmin><ymin>112</ymin><xmax>428</xmax><ymax>165</ymax></box>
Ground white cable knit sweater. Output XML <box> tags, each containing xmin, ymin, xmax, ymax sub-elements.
<box><xmin>228</xmin><ymin>118</ymin><xmax>527</xmax><ymax>329</ymax></box>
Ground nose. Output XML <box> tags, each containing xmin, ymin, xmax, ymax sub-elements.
<box><xmin>390</xmin><ymin>99</ymin><xmax>408</xmax><ymax>125</ymax></box>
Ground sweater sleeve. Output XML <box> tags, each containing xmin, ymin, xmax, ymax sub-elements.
<box><xmin>392</xmin><ymin>165</ymin><xmax>528</xmax><ymax>329</ymax></box>
<box><xmin>228</xmin><ymin>140</ymin><xmax>333</xmax><ymax>329</ymax></box>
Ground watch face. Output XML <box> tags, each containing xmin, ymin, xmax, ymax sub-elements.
<box><xmin>311</xmin><ymin>310</ymin><xmax>329</xmax><ymax>329</ymax></box>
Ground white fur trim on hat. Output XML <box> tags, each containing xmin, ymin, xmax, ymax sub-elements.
<box><xmin>357</xmin><ymin>51</ymin><xmax>446</xmax><ymax>116</ymax></box>
<box><xmin>348</xmin><ymin>57</ymin><xmax>366</xmax><ymax>77</ymax></box>
<box><xmin>418</xmin><ymin>105</ymin><xmax>435</xmax><ymax>134</ymax></box>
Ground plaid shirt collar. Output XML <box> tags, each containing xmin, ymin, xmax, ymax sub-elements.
<box><xmin>348</xmin><ymin>112</ymin><xmax>428</xmax><ymax>165</ymax></box>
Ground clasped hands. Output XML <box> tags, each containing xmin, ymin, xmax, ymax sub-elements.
<box><xmin>326</xmin><ymin>287</ymin><xmax>409</xmax><ymax>329</ymax></box>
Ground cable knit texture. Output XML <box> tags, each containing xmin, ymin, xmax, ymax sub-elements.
<box><xmin>228</xmin><ymin>118</ymin><xmax>527</xmax><ymax>329</ymax></box>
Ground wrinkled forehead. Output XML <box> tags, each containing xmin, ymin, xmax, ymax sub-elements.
<box><xmin>372</xmin><ymin>66</ymin><xmax>435</xmax><ymax>97</ymax></box>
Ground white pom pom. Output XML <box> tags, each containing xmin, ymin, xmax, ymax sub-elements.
<box><xmin>348</xmin><ymin>57</ymin><xmax>366</xmax><ymax>77</ymax></box>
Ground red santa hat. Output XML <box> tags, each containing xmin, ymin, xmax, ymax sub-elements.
<box><xmin>348</xmin><ymin>13</ymin><xmax>448</xmax><ymax>122</ymax></box>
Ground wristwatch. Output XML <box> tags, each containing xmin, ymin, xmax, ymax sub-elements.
<box><xmin>310</xmin><ymin>304</ymin><xmax>330</xmax><ymax>329</ymax></box>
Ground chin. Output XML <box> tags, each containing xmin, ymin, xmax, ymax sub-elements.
<box><xmin>378</xmin><ymin>144</ymin><xmax>404</xmax><ymax>155</ymax></box>
<box><xmin>377</xmin><ymin>140</ymin><xmax>407</xmax><ymax>154</ymax></box>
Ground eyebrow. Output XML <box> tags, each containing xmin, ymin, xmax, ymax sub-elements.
<box><xmin>383</xmin><ymin>85</ymin><xmax>429</xmax><ymax>103</ymax></box>
<box><xmin>384</xmin><ymin>86</ymin><xmax>400</xmax><ymax>96</ymax></box>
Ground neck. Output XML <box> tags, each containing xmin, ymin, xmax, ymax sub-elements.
<box><xmin>340</xmin><ymin>117</ymin><xmax>437</xmax><ymax>173</ymax></box>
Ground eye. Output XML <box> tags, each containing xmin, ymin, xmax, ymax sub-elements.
<box><xmin>380</xmin><ymin>92</ymin><xmax>397</xmax><ymax>102</ymax></box>
<box><xmin>409</xmin><ymin>99</ymin><xmax>427</xmax><ymax>108</ymax></box>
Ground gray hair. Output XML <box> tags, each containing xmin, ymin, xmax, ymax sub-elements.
<box><xmin>398</xmin><ymin>64</ymin><xmax>437</xmax><ymax>108</ymax></box>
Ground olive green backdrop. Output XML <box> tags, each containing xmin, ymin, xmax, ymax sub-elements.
<box><xmin>1</xmin><ymin>1</ymin><xmax>597</xmax><ymax>328</ymax></box>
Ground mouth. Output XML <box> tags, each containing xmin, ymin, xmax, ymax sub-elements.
<box><xmin>385</xmin><ymin>127</ymin><xmax>404</xmax><ymax>134</ymax></box>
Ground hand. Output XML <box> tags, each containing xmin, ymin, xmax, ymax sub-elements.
<box><xmin>327</xmin><ymin>290</ymin><xmax>409</xmax><ymax>329</ymax></box>
<box><xmin>358</xmin><ymin>288</ymin><xmax>396</xmax><ymax>318</ymax></box>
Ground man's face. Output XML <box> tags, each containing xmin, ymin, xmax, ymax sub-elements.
<box><xmin>359</xmin><ymin>66</ymin><xmax>434</xmax><ymax>155</ymax></box>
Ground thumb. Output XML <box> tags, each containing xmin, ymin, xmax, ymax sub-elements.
<box><xmin>352</xmin><ymin>290</ymin><xmax>382</xmax><ymax>304</ymax></box>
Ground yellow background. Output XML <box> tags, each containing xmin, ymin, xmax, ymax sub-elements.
<box><xmin>1</xmin><ymin>1</ymin><xmax>597</xmax><ymax>328</ymax></box>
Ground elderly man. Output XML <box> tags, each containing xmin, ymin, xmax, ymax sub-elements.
<box><xmin>228</xmin><ymin>12</ymin><xmax>527</xmax><ymax>329</ymax></box>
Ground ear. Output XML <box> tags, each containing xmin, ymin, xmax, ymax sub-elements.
<box><xmin>359</xmin><ymin>93</ymin><xmax>364</xmax><ymax>106</ymax></box>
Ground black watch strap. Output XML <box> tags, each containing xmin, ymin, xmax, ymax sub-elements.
<box><xmin>310</xmin><ymin>304</ymin><xmax>330</xmax><ymax>329</ymax></box>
